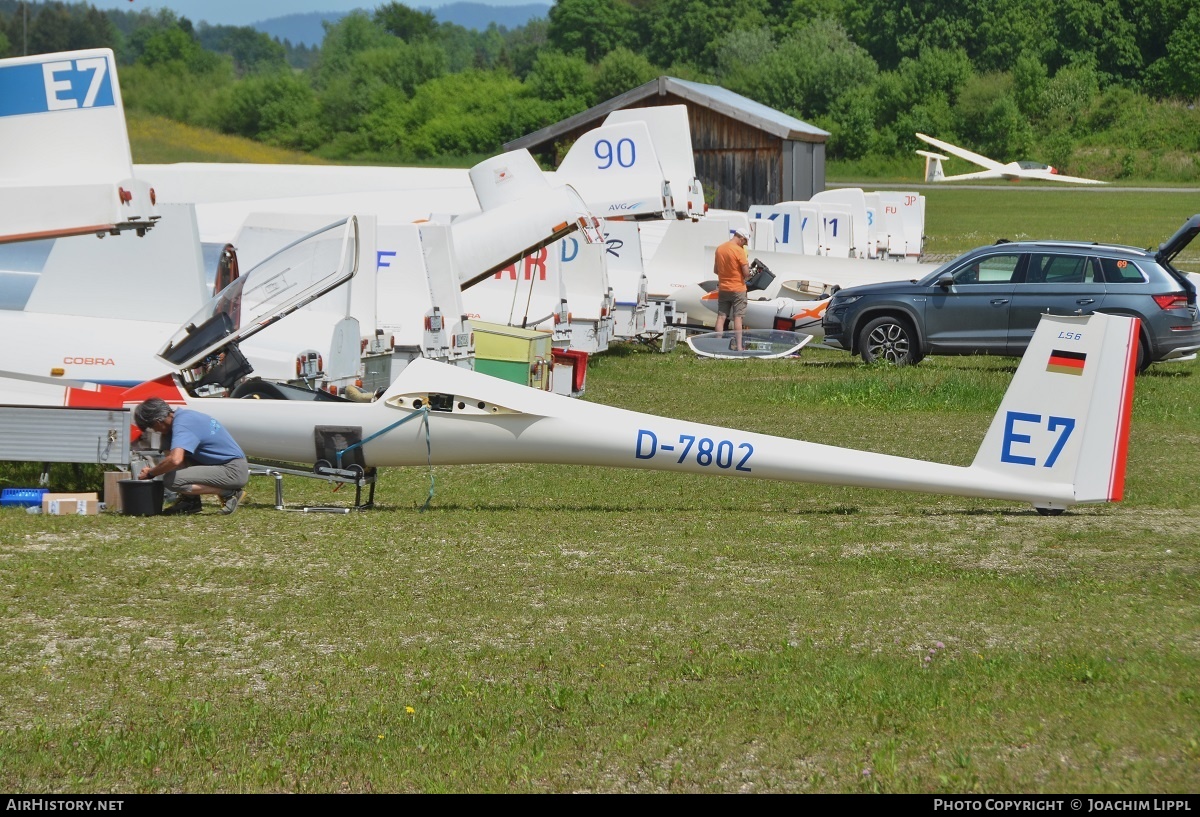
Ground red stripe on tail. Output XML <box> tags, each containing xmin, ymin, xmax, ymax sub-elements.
<box><xmin>1108</xmin><ymin>320</ymin><xmax>1140</xmax><ymax>501</ymax></box>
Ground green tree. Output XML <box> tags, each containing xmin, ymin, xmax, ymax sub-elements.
<box><xmin>435</xmin><ymin>21</ymin><xmax>508</xmax><ymax>72</ymax></box>
<box><xmin>374</xmin><ymin>2</ymin><xmax>439</xmax><ymax>41</ymax></box>
<box><xmin>311</xmin><ymin>10</ymin><xmax>396</xmax><ymax>88</ymax></box>
<box><xmin>776</xmin><ymin>0</ymin><xmax>852</xmax><ymax>35</ymax></box>
<box><xmin>1041</xmin><ymin>130</ymin><xmax>1076</xmax><ymax>172</ymax></box>
<box><xmin>842</xmin><ymin>0</ymin><xmax>975</xmax><ymax>71</ymax></box>
<box><xmin>759</xmin><ymin>18</ymin><xmax>876</xmax><ymax>117</ymax></box>
<box><xmin>524</xmin><ymin>50</ymin><xmax>596</xmax><ymax>116</ymax></box>
<box><xmin>198</xmin><ymin>25</ymin><xmax>288</xmax><ymax>76</ymax></box>
<box><xmin>1041</xmin><ymin>62</ymin><xmax>1100</xmax><ymax>135</ymax></box>
<box><xmin>285</xmin><ymin>41</ymin><xmax>320</xmax><ymax>72</ymax></box>
<box><xmin>870</xmin><ymin>46</ymin><xmax>969</xmax><ymax>156</ymax></box>
<box><xmin>1126</xmin><ymin>0</ymin><xmax>1192</xmax><ymax>80</ymax></box>
<box><xmin>367</xmin><ymin>69</ymin><xmax>539</xmax><ymax>159</ymax></box>
<box><xmin>470</xmin><ymin>24</ymin><xmax>509</xmax><ymax>70</ymax></box>
<box><xmin>1011</xmin><ymin>52</ymin><xmax>1048</xmax><ymax>119</ymax></box>
<box><xmin>823</xmin><ymin>82</ymin><xmax>877</xmax><ymax>159</ymax></box>
<box><xmin>954</xmin><ymin>71</ymin><xmax>1033</xmax><ymax>160</ymax></box>
<box><xmin>642</xmin><ymin>0</ymin><xmax>771</xmax><ymax>72</ymax></box>
<box><xmin>1048</xmin><ymin>0</ymin><xmax>1141</xmax><ymax>84</ymax></box>
<box><xmin>547</xmin><ymin>0</ymin><xmax>636</xmax><ymax>62</ymax></box>
<box><xmin>118</xmin><ymin>59</ymin><xmax>232</xmax><ymax>124</ymax></box>
<box><xmin>362</xmin><ymin>40</ymin><xmax>446</xmax><ymax>97</ymax></box>
<box><xmin>135</xmin><ymin>25</ymin><xmax>222</xmax><ymax>73</ymax></box>
<box><xmin>971</xmin><ymin>0</ymin><xmax>1045</xmax><ymax>72</ymax></box>
<box><xmin>210</xmin><ymin>71</ymin><xmax>321</xmax><ymax>149</ymax></box>
<box><xmin>594</xmin><ymin>46</ymin><xmax>657</xmax><ymax>100</ymax></box>
<box><xmin>33</xmin><ymin>3</ymin><xmax>121</xmax><ymax>53</ymax></box>
<box><xmin>1142</xmin><ymin>4</ymin><xmax>1200</xmax><ymax>98</ymax></box>
<box><xmin>117</xmin><ymin>10</ymin><xmax>232</xmax><ymax>122</ymax></box>
<box><xmin>25</xmin><ymin>0</ymin><xmax>70</xmax><ymax>54</ymax></box>
<box><xmin>716</xmin><ymin>20</ymin><xmax>877</xmax><ymax>121</ymax></box>
<box><xmin>877</xmin><ymin>90</ymin><xmax>955</xmax><ymax>156</ymax></box>
<box><xmin>713</xmin><ymin>25</ymin><xmax>775</xmax><ymax>89</ymax></box>
<box><xmin>875</xmin><ymin>45</ymin><xmax>971</xmax><ymax>126</ymax></box>
<box><xmin>316</xmin><ymin>39</ymin><xmax>446</xmax><ymax>142</ymax></box>
<box><xmin>1085</xmin><ymin>85</ymin><xmax>1144</xmax><ymax>141</ymax></box>
<box><xmin>498</xmin><ymin>18</ymin><xmax>550</xmax><ymax>79</ymax></box>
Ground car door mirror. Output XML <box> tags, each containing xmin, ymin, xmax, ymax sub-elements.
<box><xmin>938</xmin><ymin>274</ymin><xmax>955</xmax><ymax>289</ymax></box>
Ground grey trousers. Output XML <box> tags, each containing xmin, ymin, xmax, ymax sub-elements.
<box><xmin>163</xmin><ymin>457</ymin><xmax>249</xmax><ymax>494</ymax></box>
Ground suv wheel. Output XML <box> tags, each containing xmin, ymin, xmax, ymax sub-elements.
<box><xmin>1135</xmin><ymin>336</ymin><xmax>1150</xmax><ymax>374</ymax></box>
<box><xmin>858</xmin><ymin>316</ymin><xmax>921</xmax><ymax>365</ymax></box>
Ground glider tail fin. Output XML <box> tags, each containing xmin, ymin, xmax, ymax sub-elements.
<box><xmin>970</xmin><ymin>312</ymin><xmax>1139</xmax><ymax>511</ymax></box>
<box><xmin>916</xmin><ymin>149</ymin><xmax>948</xmax><ymax>182</ymax></box>
<box><xmin>555</xmin><ymin>119</ymin><xmax>675</xmax><ymax>219</ymax></box>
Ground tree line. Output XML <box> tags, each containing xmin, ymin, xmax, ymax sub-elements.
<box><xmin>2</xmin><ymin>0</ymin><xmax>1198</xmax><ymax>180</ymax></box>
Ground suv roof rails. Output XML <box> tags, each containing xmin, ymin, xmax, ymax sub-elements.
<box><xmin>1024</xmin><ymin>239</ymin><xmax>1148</xmax><ymax>255</ymax></box>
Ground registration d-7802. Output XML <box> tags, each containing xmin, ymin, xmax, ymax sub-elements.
<box><xmin>634</xmin><ymin>429</ymin><xmax>754</xmax><ymax>471</ymax></box>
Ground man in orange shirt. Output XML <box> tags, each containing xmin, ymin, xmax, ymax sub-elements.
<box><xmin>713</xmin><ymin>227</ymin><xmax>752</xmax><ymax>350</ymax></box>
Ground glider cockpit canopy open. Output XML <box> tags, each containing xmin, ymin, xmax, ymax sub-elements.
<box><xmin>157</xmin><ymin>216</ymin><xmax>359</xmax><ymax>393</ymax></box>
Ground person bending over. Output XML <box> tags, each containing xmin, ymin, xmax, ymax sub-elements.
<box><xmin>133</xmin><ymin>397</ymin><xmax>250</xmax><ymax>516</ymax></box>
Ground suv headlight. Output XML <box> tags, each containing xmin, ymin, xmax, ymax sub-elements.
<box><xmin>833</xmin><ymin>294</ymin><xmax>863</xmax><ymax>306</ymax></box>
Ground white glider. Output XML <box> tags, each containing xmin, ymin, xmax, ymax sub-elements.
<box><xmin>10</xmin><ymin>218</ymin><xmax>1137</xmax><ymax>514</ymax></box>
<box><xmin>115</xmin><ymin>217</ymin><xmax>1138</xmax><ymax>516</ymax></box>
<box><xmin>916</xmin><ymin>133</ymin><xmax>1107</xmax><ymax>185</ymax></box>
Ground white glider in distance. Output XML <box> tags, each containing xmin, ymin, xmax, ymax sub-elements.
<box><xmin>916</xmin><ymin>133</ymin><xmax>1107</xmax><ymax>185</ymax></box>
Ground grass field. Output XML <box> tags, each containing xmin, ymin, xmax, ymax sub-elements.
<box><xmin>127</xmin><ymin>113</ymin><xmax>330</xmax><ymax>166</ymax></box>
<box><xmin>915</xmin><ymin>188</ymin><xmax>1200</xmax><ymax>264</ymax></box>
<box><xmin>2</xmin><ymin>353</ymin><xmax>1197</xmax><ymax>793</ymax></box>
<box><xmin>1</xmin><ymin>128</ymin><xmax>1199</xmax><ymax>793</ymax></box>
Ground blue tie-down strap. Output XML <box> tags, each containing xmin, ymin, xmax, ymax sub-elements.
<box><xmin>336</xmin><ymin>406</ymin><xmax>435</xmax><ymax>511</ymax></box>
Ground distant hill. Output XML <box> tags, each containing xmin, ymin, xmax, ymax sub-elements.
<box><xmin>432</xmin><ymin>3</ymin><xmax>550</xmax><ymax>31</ymax></box>
<box><xmin>253</xmin><ymin>4</ymin><xmax>551</xmax><ymax>47</ymax></box>
<box><xmin>251</xmin><ymin>11</ymin><xmax>347</xmax><ymax>47</ymax></box>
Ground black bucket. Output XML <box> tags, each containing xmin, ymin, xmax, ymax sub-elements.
<box><xmin>118</xmin><ymin>479</ymin><xmax>164</xmax><ymax>517</ymax></box>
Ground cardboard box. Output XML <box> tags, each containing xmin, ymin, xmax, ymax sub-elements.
<box><xmin>103</xmin><ymin>471</ymin><xmax>132</xmax><ymax>513</ymax></box>
<box><xmin>46</xmin><ymin>499</ymin><xmax>101</xmax><ymax>516</ymax></box>
<box><xmin>41</xmin><ymin>492</ymin><xmax>100</xmax><ymax>516</ymax></box>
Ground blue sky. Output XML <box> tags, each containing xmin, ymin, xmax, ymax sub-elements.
<box><xmin>85</xmin><ymin>1</ymin><xmax>539</xmax><ymax>28</ymax></box>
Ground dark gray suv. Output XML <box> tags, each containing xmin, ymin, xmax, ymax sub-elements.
<box><xmin>821</xmin><ymin>214</ymin><xmax>1200</xmax><ymax>372</ymax></box>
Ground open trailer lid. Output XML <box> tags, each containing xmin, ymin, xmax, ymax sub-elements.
<box><xmin>157</xmin><ymin>216</ymin><xmax>358</xmax><ymax>370</ymax></box>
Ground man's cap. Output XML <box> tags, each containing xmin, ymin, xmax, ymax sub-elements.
<box><xmin>733</xmin><ymin>228</ymin><xmax>749</xmax><ymax>240</ymax></box>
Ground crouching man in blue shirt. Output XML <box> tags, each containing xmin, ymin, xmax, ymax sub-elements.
<box><xmin>133</xmin><ymin>397</ymin><xmax>250</xmax><ymax>516</ymax></box>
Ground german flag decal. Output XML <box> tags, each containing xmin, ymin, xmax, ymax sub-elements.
<box><xmin>1047</xmin><ymin>349</ymin><xmax>1086</xmax><ymax>375</ymax></box>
